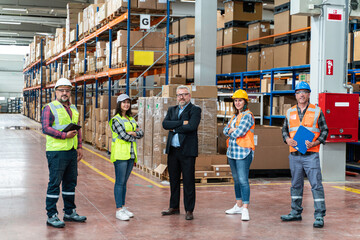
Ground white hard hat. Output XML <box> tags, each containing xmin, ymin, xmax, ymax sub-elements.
<box><xmin>117</xmin><ymin>94</ymin><xmax>130</xmax><ymax>103</ymax></box>
<box><xmin>55</xmin><ymin>78</ymin><xmax>72</xmax><ymax>89</ymax></box>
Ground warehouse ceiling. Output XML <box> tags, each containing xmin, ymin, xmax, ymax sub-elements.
<box><xmin>0</xmin><ymin>0</ymin><xmax>274</xmax><ymax>46</ymax></box>
<box><xmin>0</xmin><ymin>0</ymin><xmax>92</xmax><ymax>46</ymax></box>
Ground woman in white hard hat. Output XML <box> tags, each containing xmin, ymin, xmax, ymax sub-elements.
<box><xmin>223</xmin><ymin>89</ymin><xmax>255</xmax><ymax>221</ymax></box>
<box><xmin>108</xmin><ymin>94</ymin><xmax>144</xmax><ymax>221</ymax></box>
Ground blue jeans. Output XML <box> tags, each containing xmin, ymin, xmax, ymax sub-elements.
<box><xmin>228</xmin><ymin>153</ymin><xmax>253</xmax><ymax>204</ymax></box>
<box><xmin>114</xmin><ymin>159</ymin><xmax>134</xmax><ymax>208</ymax></box>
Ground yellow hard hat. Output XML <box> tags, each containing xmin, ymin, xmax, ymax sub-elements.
<box><xmin>232</xmin><ymin>89</ymin><xmax>248</xmax><ymax>101</ymax></box>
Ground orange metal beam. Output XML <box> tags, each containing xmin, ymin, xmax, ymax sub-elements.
<box><xmin>23</xmin><ymin>59</ymin><xmax>41</xmax><ymax>73</ymax></box>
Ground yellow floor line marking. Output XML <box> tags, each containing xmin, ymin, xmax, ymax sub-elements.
<box><xmin>33</xmin><ymin>130</ymin><xmax>167</xmax><ymax>188</ymax></box>
<box><xmin>332</xmin><ymin>186</ymin><xmax>360</xmax><ymax>194</ymax></box>
<box><xmin>81</xmin><ymin>159</ymin><xmax>115</xmax><ymax>183</ymax></box>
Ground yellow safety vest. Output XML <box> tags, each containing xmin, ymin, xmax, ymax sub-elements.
<box><xmin>109</xmin><ymin>114</ymin><xmax>138</xmax><ymax>163</ymax></box>
<box><xmin>44</xmin><ymin>100</ymin><xmax>79</xmax><ymax>151</ymax></box>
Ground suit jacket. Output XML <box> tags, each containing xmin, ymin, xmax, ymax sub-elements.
<box><xmin>162</xmin><ymin>102</ymin><xmax>201</xmax><ymax>157</ymax></box>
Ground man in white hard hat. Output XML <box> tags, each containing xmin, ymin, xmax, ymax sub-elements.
<box><xmin>41</xmin><ymin>78</ymin><xmax>86</xmax><ymax>228</ymax></box>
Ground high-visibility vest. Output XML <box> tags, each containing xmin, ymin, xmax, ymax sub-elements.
<box><xmin>287</xmin><ymin>104</ymin><xmax>321</xmax><ymax>152</ymax></box>
<box><xmin>44</xmin><ymin>100</ymin><xmax>79</xmax><ymax>151</ymax></box>
<box><xmin>226</xmin><ymin>110</ymin><xmax>255</xmax><ymax>150</ymax></box>
<box><xmin>109</xmin><ymin>114</ymin><xmax>138</xmax><ymax>163</ymax></box>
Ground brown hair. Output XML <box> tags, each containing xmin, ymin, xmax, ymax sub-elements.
<box><xmin>114</xmin><ymin>100</ymin><xmax>132</xmax><ymax>118</ymax></box>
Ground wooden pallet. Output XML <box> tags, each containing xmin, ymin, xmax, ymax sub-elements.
<box><xmin>195</xmin><ymin>176</ymin><xmax>234</xmax><ymax>184</ymax></box>
<box><xmin>136</xmin><ymin>164</ymin><xmax>164</xmax><ymax>180</ymax></box>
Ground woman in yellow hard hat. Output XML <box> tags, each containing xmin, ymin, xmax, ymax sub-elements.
<box><xmin>223</xmin><ymin>89</ymin><xmax>255</xmax><ymax>221</ymax></box>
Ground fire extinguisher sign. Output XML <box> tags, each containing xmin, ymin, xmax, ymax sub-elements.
<box><xmin>326</xmin><ymin>59</ymin><xmax>333</xmax><ymax>75</ymax></box>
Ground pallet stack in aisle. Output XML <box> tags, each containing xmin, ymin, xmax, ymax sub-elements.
<box><xmin>136</xmin><ymin>85</ymin><xmax>219</xmax><ymax>179</ymax></box>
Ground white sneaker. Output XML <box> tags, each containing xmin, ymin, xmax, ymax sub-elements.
<box><xmin>116</xmin><ymin>209</ymin><xmax>130</xmax><ymax>221</ymax></box>
<box><xmin>225</xmin><ymin>204</ymin><xmax>243</xmax><ymax>214</ymax></box>
<box><xmin>123</xmin><ymin>207</ymin><xmax>134</xmax><ymax>218</ymax></box>
<box><xmin>241</xmin><ymin>208</ymin><xmax>250</xmax><ymax>221</ymax></box>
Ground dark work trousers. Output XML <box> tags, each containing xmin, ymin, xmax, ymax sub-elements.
<box><xmin>168</xmin><ymin>147</ymin><xmax>196</xmax><ymax>212</ymax></box>
<box><xmin>46</xmin><ymin>149</ymin><xmax>78</xmax><ymax>218</ymax></box>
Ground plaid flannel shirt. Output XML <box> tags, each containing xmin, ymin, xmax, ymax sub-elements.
<box><xmin>223</xmin><ymin>112</ymin><xmax>254</xmax><ymax>160</ymax></box>
<box><xmin>41</xmin><ymin>103</ymin><xmax>82</xmax><ymax>148</ymax></box>
<box><xmin>282</xmin><ymin>104</ymin><xmax>329</xmax><ymax>145</ymax></box>
<box><xmin>111</xmin><ymin>118</ymin><xmax>144</xmax><ymax>161</ymax></box>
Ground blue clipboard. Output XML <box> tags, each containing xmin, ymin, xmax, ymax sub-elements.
<box><xmin>293</xmin><ymin>125</ymin><xmax>315</xmax><ymax>154</ymax></box>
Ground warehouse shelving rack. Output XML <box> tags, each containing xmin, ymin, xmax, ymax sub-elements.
<box><xmin>23</xmin><ymin>1</ymin><xmax>171</xmax><ymax>123</ymax></box>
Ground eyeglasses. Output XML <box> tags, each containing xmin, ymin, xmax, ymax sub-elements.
<box><xmin>56</xmin><ymin>89</ymin><xmax>71</xmax><ymax>93</ymax></box>
<box><xmin>295</xmin><ymin>90</ymin><xmax>310</xmax><ymax>95</ymax></box>
<box><xmin>176</xmin><ymin>93</ymin><xmax>189</xmax><ymax>98</ymax></box>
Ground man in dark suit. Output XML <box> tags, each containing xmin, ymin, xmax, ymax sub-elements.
<box><xmin>161</xmin><ymin>85</ymin><xmax>201</xmax><ymax>220</ymax></box>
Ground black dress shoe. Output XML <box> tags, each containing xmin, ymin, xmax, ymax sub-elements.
<box><xmin>161</xmin><ymin>208</ymin><xmax>180</xmax><ymax>216</ymax></box>
<box><xmin>185</xmin><ymin>211</ymin><xmax>193</xmax><ymax>220</ymax></box>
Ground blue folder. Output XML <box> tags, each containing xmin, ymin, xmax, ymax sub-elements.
<box><xmin>293</xmin><ymin>125</ymin><xmax>315</xmax><ymax>154</ymax></box>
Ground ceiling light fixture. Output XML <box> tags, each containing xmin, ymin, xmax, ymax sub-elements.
<box><xmin>180</xmin><ymin>0</ymin><xmax>196</xmax><ymax>2</ymax></box>
<box><xmin>0</xmin><ymin>39</ymin><xmax>17</xmax><ymax>43</ymax></box>
<box><xmin>0</xmin><ymin>32</ymin><xmax>19</xmax><ymax>35</ymax></box>
<box><xmin>0</xmin><ymin>21</ymin><xmax>21</xmax><ymax>25</ymax></box>
<box><xmin>2</xmin><ymin>7</ymin><xmax>27</xmax><ymax>12</ymax></box>
<box><xmin>35</xmin><ymin>32</ymin><xmax>53</xmax><ymax>36</ymax></box>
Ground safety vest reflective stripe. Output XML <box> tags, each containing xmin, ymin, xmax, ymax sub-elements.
<box><xmin>111</xmin><ymin>116</ymin><xmax>137</xmax><ymax>142</ymax></box>
<box><xmin>314</xmin><ymin>198</ymin><xmax>325</xmax><ymax>202</ymax></box>
<box><xmin>62</xmin><ymin>191</ymin><xmax>75</xmax><ymax>195</ymax></box>
<box><xmin>47</xmin><ymin>194</ymin><xmax>59</xmax><ymax>198</ymax></box>
<box><xmin>48</xmin><ymin>102</ymin><xmax>69</xmax><ymax>130</ymax></box>
<box><xmin>291</xmin><ymin>196</ymin><xmax>303</xmax><ymax>199</ymax></box>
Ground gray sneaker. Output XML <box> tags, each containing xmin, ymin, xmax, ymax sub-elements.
<box><xmin>47</xmin><ymin>214</ymin><xmax>65</xmax><ymax>228</ymax></box>
<box><xmin>63</xmin><ymin>209</ymin><xmax>87</xmax><ymax>222</ymax></box>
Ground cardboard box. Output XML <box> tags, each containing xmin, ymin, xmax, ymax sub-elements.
<box><xmin>248</xmin><ymin>21</ymin><xmax>273</xmax><ymax>46</ymax></box>
<box><xmin>348</xmin><ymin>32</ymin><xmax>353</xmax><ymax>63</ymax></box>
<box><xmin>116</xmin><ymin>30</ymin><xmax>144</xmax><ymax>47</ymax></box>
<box><xmin>291</xmin><ymin>15</ymin><xmax>310</xmax><ymax>32</ymax></box>
<box><xmin>99</xmin><ymin>95</ymin><xmax>117</xmax><ymax>109</ymax></box>
<box><xmin>143</xmin><ymin>32</ymin><xmax>165</xmax><ymax>48</ymax></box>
<box><xmin>217</xmin><ymin>29</ymin><xmax>224</xmax><ymax>48</ymax></box>
<box><xmin>138</xmin><ymin>0</ymin><xmax>156</xmax><ymax>10</ymax></box>
<box><xmin>222</xmin><ymin>53</ymin><xmax>247</xmax><ymax>73</ymax></box>
<box><xmin>156</xmin><ymin>76</ymin><xmax>186</xmax><ymax>86</ymax></box>
<box><xmin>290</xmin><ymin>41</ymin><xmax>310</xmax><ymax>66</ymax></box>
<box><xmin>212</xmin><ymin>165</ymin><xmax>231</xmax><ymax>172</ymax></box>
<box><xmin>179</xmin><ymin>17</ymin><xmax>195</xmax><ymax>37</ymax></box>
<box><xmin>274</xmin><ymin>0</ymin><xmax>289</xmax><ymax>6</ymax></box>
<box><xmin>274</xmin><ymin>44</ymin><xmax>290</xmax><ymax>68</ymax></box>
<box><xmin>195</xmin><ymin>171</ymin><xmax>216</xmax><ymax>178</ymax></box>
<box><xmin>189</xmin><ymin>85</ymin><xmax>218</xmax><ymax>98</ymax></box>
<box><xmin>252</xmin><ymin>125</ymin><xmax>290</xmax><ymax>170</ymax></box>
<box><xmin>216</xmin><ymin>55</ymin><xmax>222</xmax><ymax>75</ymax></box>
<box><xmin>298</xmin><ymin>73</ymin><xmax>310</xmax><ymax>83</ymax></box>
<box><xmin>179</xmin><ymin>61</ymin><xmax>187</xmax><ymax>78</ymax></box>
<box><xmin>179</xmin><ymin>39</ymin><xmax>188</xmax><ymax>55</ymax></box>
<box><xmin>187</xmin><ymin>60</ymin><xmax>194</xmax><ymax>80</ymax></box>
<box><xmin>224</xmin><ymin>1</ymin><xmax>262</xmax><ymax>23</ymax></box>
<box><xmin>172</xmin><ymin>20</ymin><xmax>180</xmax><ymax>38</ymax></box>
<box><xmin>354</xmin><ymin>31</ymin><xmax>360</xmax><ymax>61</ymax></box>
<box><xmin>261</xmin><ymin>78</ymin><xmax>271</xmax><ymax>93</ymax></box>
<box><xmin>156</xmin><ymin>0</ymin><xmax>167</xmax><ymax>10</ymax></box>
<box><xmin>223</xmin><ymin>27</ymin><xmax>248</xmax><ymax>47</ymax></box>
<box><xmin>162</xmin><ymin>84</ymin><xmax>181</xmax><ymax>98</ymax></box>
<box><xmin>248</xmin><ymin>102</ymin><xmax>261</xmax><ymax>116</ymax></box>
<box><xmin>247</xmin><ymin>51</ymin><xmax>260</xmax><ymax>71</ymax></box>
<box><xmin>274</xmin><ymin>10</ymin><xmax>291</xmax><ymax>36</ymax></box>
<box><xmin>217</xmin><ymin>10</ymin><xmax>225</xmax><ymax>29</ymax></box>
<box><xmin>260</xmin><ymin>46</ymin><xmax>274</xmax><ymax>70</ymax></box>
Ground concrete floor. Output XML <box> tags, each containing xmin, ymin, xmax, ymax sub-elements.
<box><xmin>1</xmin><ymin>114</ymin><xmax>360</xmax><ymax>240</ymax></box>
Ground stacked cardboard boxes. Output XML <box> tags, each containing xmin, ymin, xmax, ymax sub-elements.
<box><xmin>66</xmin><ymin>3</ymin><xmax>89</xmax><ymax>48</ymax></box>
